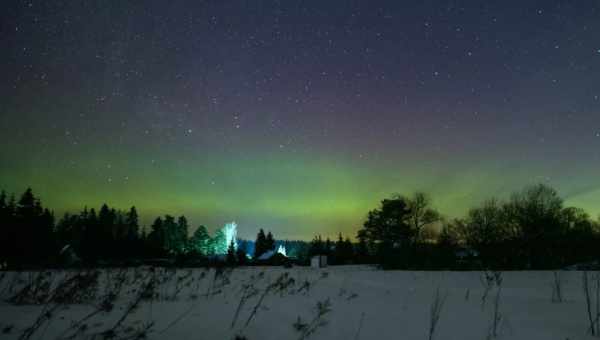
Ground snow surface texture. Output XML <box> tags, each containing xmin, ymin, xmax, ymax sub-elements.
<box><xmin>0</xmin><ymin>266</ymin><xmax>596</xmax><ymax>340</ymax></box>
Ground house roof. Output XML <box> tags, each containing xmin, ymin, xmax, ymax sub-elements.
<box><xmin>257</xmin><ymin>250</ymin><xmax>276</xmax><ymax>261</ymax></box>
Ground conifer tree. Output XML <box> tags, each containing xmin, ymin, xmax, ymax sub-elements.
<box><xmin>236</xmin><ymin>241</ymin><xmax>247</xmax><ymax>265</ymax></box>
<box><xmin>266</xmin><ymin>231</ymin><xmax>275</xmax><ymax>251</ymax></box>
<box><xmin>212</xmin><ymin>228</ymin><xmax>227</xmax><ymax>255</ymax></box>
<box><xmin>0</xmin><ymin>191</ymin><xmax>8</xmax><ymax>261</ymax></box>
<box><xmin>334</xmin><ymin>233</ymin><xmax>345</xmax><ymax>264</ymax></box>
<box><xmin>126</xmin><ymin>206</ymin><xmax>139</xmax><ymax>242</ymax></box>
<box><xmin>190</xmin><ymin>225</ymin><xmax>210</xmax><ymax>255</ymax></box>
<box><xmin>148</xmin><ymin>217</ymin><xmax>166</xmax><ymax>256</ymax></box>
<box><xmin>163</xmin><ymin>215</ymin><xmax>178</xmax><ymax>254</ymax></box>
<box><xmin>254</xmin><ymin>229</ymin><xmax>267</xmax><ymax>258</ymax></box>
<box><xmin>176</xmin><ymin>216</ymin><xmax>189</xmax><ymax>253</ymax></box>
<box><xmin>226</xmin><ymin>239</ymin><xmax>236</xmax><ymax>265</ymax></box>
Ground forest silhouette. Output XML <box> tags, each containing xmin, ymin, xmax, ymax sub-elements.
<box><xmin>0</xmin><ymin>184</ymin><xmax>598</xmax><ymax>270</ymax></box>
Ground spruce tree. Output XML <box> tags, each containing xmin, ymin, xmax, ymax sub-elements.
<box><xmin>126</xmin><ymin>207</ymin><xmax>139</xmax><ymax>242</ymax></box>
<box><xmin>190</xmin><ymin>225</ymin><xmax>210</xmax><ymax>255</ymax></box>
<box><xmin>148</xmin><ymin>217</ymin><xmax>165</xmax><ymax>256</ymax></box>
<box><xmin>212</xmin><ymin>228</ymin><xmax>226</xmax><ymax>255</ymax></box>
<box><xmin>334</xmin><ymin>233</ymin><xmax>345</xmax><ymax>264</ymax></box>
<box><xmin>6</xmin><ymin>195</ymin><xmax>16</xmax><ymax>263</ymax></box>
<box><xmin>163</xmin><ymin>215</ymin><xmax>178</xmax><ymax>254</ymax></box>
<box><xmin>0</xmin><ymin>190</ymin><xmax>7</xmax><ymax>261</ymax></box>
<box><xmin>0</xmin><ymin>190</ymin><xmax>6</xmax><ymax>211</ymax></box>
<box><xmin>17</xmin><ymin>188</ymin><xmax>36</xmax><ymax>261</ymax></box>
<box><xmin>308</xmin><ymin>235</ymin><xmax>324</xmax><ymax>257</ymax></box>
<box><xmin>226</xmin><ymin>239</ymin><xmax>236</xmax><ymax>265</ymax></box>
<box><xmin>343</xmin><ymin>237</ymin><xmax>354</xmax><ymax>263</ymax></box>
<box><xmin>40</xmin><ymin>208</ymin><xmax>55</xmax><ymax>257</ymax></box>
<box><xmin>176</xmin><ymin>216</ymin><xmax>189</xmax><ymax>253</ymax></box>
<box><xmin>97</xmin><ymin>204</ymin><xmax>114</xmax><ymax>259</ymax></box>
<box><xmin>324</xmin><ymin>238</ymin><xmax>332</xmax><ymax>256</ymax></box>
<box><xmin>266</xmin><ymin>231</ymin><xmax>275</xmax><ymax>251</ymax></box>
<box><xmin>236</xmin><ymin>242</ymin><xmax>247</xmax><ymax>265</ymax></box>
<box><xmin>254</xmin><ymin>229</ymin><xmax>267</xmax><ymax>258</ymax></box>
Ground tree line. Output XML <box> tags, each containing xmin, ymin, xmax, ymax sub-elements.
<box><xmin>0</xmin><ymin>187</ymin><xmax>305</xmax><ymax>268</ymax></box>
<box><xmin>354</xmin><ymin>184</ymin><xmax>600</xmax><ymax>269</ymax></box>
<box><xmin>0</xmin><ymin>183</ymin><xmax>599</xmax><ymax>269</ymax></box>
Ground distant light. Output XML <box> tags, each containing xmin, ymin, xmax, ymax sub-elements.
<box><xmin>223</xmin><ymin>222</ymin><xmax>238</xmax><ymax>252</ymax></box>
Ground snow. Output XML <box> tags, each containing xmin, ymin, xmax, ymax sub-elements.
<box><xmin>0</xmin><ymin>266</ymin><xmax>596</xmax><ymax>339</ymax></box>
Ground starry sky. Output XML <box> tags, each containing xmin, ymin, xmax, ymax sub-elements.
<box><xmin>1</xmin><ymin>1</ymin><xmax>600</xmax><ymax>239</ymax></box>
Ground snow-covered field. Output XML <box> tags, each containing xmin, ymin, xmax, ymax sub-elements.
<box><xmin>0</xmin><ymin>266</ymin><xmax>596</xmax><ymax>340</ymax></box>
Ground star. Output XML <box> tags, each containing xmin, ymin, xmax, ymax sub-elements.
<box><xmin>2</xmin><ymin>0</ymin><xmax>600</xmax><ymax>242</ymax></box>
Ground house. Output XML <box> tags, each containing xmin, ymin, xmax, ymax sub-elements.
<box><xmin>454</xmin><ymin>248</ymin><xmax>480</xmax><ymax>268</ymax></box>
<box><xmin>455</xmin><ymin>248</ymin><xmax>479</xmax><ymax>260</ymax></box>
<box><xmin>257</xmin><ymin>250</ymin><xmax>277</xmax><ymax>261</ymax></box>
<box><xmin>255</xmin><ymin>250</ymin><xmax>290</xmax><ymax>266</ymax></box>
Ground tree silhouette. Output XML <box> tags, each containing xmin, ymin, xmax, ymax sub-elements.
<box><xmin>123</xmin><ymin>207</ymin><xmax>140</xmax><ymax>257</ymax></box>
<box><xmin>505</xmin><ymin>184</ymin><xmax>566</xmax><ymax>268</ymax></box>
<box><xmin>461</xmin><ymin>200</ymin><xmax>508</xmax><ymax>251</ymax></box>
<box><xmin>226</xmin><ymin>239</ymin><xmax>237</xmax><ymax>265</ymax></box>
<box><xmin>126</xmin><ymin>207</ymin><xmax>139</xmax><ymax>241</ymax></box>
<box><xmin>333</xmin><ymin>233</ymin><xmax>354</xmax><ymax>264</ymax></box>
<box><xmin>176</xmin><ymin>216</ymin><xmax>189</xmax><ymax>253</ymax></box>
<box><xmin>147</xmin><ymin>217</ymin><xmax>166</xmax><ymax>256</ymax></box>
<box><xmin>308</xmin><ymin>235</ymin><xmax>324</xmax><ymax>257</ymax></box>
<box><xmin>236</xmin><ymin>241</ymin><xmax>248</xmax><ymax>265</ymax></box>
<box><xmin>190</xmin><ymin>225</ymin><xmax>210</xmax><ymax>255</ymax></box>
<box><xmin>355</xmin><ymin>229</ymin><xmax>370</xmax><ymax>263</ymax></box>
<box><xmin>0</xmin><ymin>183</ymin><xmax>598</xmax><ymax>269</ymax></box>
<box><xmin>254</xmin><ymin>229</ymin><xmax>267</xmax><ymax>258</ymax></box>
<box><xmin>266</xmin><ymin>231</ymin><xmax>275</xmax><ymax>251</ymax></box>
<box><xmin>212</xmin><ymin>227</ymin><xmax>227</xmax><ymax>255</ymax></box>
<box><xmin>0</xmin><ymin>191</ymin><xmax>11</xmax><ymax>263</ymax></box>
<box><xmin>406</xmin><ymin>192</ymin><xmax>440</xmax><ymax>244</ymax></box>
<box><xmin>13</xmin><ymin>188</ymin><xmax>55</xmax><ymax>263</ymax></box>
<box><xmin>357</xmin><ymin>196</ymin><xmax>415</xmax><ymax>268</ymax></box>
<box><xmin>361</xmin><ymin>197</ymin><xmax>411</xmax><ymax>245</ymax></box>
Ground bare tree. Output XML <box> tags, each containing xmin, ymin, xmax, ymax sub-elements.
<box><xmin>407</xmin><ymin>192</ymin><xmax>440</xmax><ymax>243</ymax></box>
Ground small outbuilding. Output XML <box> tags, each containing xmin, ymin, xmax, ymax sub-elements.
<box><xmin>311</xmin><ymin>255</ymin><xmax>328</xmax><ymax>268</ymax></box>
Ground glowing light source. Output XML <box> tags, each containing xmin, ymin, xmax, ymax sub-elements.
<box><xmin>277</xmin><ymin>244</ymin><xmax>287</xmax><ymax>257</ymax></box>
<box><xmin>223</xmin><ymin>221</ymin><xmax>238</xmax><ymax>251</ymax></box>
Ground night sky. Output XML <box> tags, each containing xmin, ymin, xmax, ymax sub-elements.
<box><xmin>1</xmin><ymin>1</ymin><xmax>600</xmax><ymax>239</ymax></box>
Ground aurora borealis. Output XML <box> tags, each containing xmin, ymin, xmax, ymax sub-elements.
<box><xmin>1</xmin><ymin>1</ymin><xmax>600</xmax><ymax>239</ymax></box>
